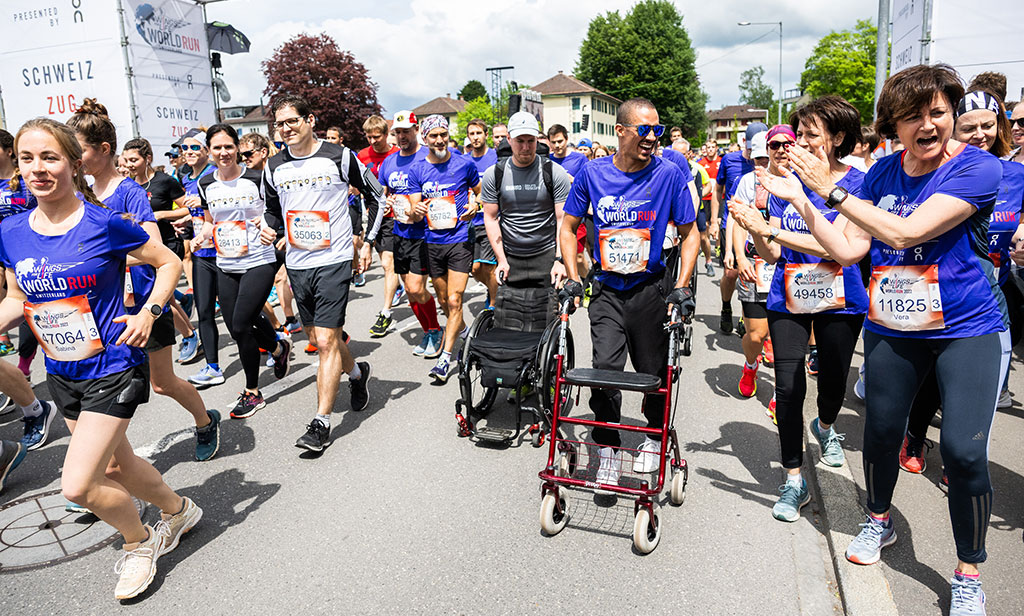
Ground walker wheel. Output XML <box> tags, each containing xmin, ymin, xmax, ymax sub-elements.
<box><xmin>540</xmin><ymin>492</ymin><xmax>568</xmax><ymax>535</ymax></box>
<box><xmin>556</xmin><ymin>444</ymin><xmax>578</xmax><ymax>477</ymax></box>
<box><xmin>633</xmin><ymin>506</ymin><xmax>661</xmax><ymax>554</ymax></box>
<box><xmin>670</xmin><ymin>469</ymin><xmax>687</xmax><ymax>506</ymax></box>
<box><xmin>530</xmin><ymin>425</ymin><xmax>545</xmax><ymax>448</ymax></box>
<box><xmin>456</xmin><ymin>413</ymin><xmax>471</xmax><ymax>438</ymax></box>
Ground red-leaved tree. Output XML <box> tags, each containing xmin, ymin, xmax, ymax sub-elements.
<box><xmin>261</xmin><ymin>33</ymin><xmax>382</xmax><ymax>149</ymax></box>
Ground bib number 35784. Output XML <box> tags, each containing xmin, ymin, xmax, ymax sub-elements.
<box><xmin>868</xmin><ymin>265</ymin><xmax>945</xmax><ymax>331</ymax></box>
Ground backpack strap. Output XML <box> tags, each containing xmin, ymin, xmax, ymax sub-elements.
<box><xmin>541</xmin><ymin>158</ymin><xmax>554</xmax><ymax>200</ymax></box>
<box><xmin>494</xmin><ymin>159</ymin><xmax>505</xmax><ymax>209</ymax></box>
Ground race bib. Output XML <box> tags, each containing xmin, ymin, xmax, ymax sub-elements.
<box><xmin>24</xmin><ymin>295</ymin><xmax>104</xmax><ymax>362</ymax></box>
<box><xmin>214</xmin><ymin>220</ymin><xmax>250</xmax><ymax>258</ymax></box>
<box><xmin>868</xmin><ymin>265</ymin><xmax>944</xmax><ymax>331</ymax></box>
<box><xmin>391</xmin><ymin>195</ymin><xmax>412</xmax><ymax>225</ymax></box>
<box><xmin>191</xmin><ymin>216</ymin><xmax>212</xmax><ymax>249</ymax></box>
<box><xmin>123</xmin><ymin>266</ymin><xmax>135</xmax><ymax>308</ymax></box>
<box><xmin>286</xmin><ymin>210</ymin><xmax>331</xmax><ymax>251</ymax></box>
<box><xmin>426</xmin><ymin>196</ymin><xmax>458</xmax><ymax>230</ymax></box>
<box><xmin>754</xmin><ymin>257</ymin><xmax>775</xmax><ymax>294</ymax></box>
<box><xmin>599</xmin><ymin>228</ymin><xmax>651</xmax><ymax>275</ymax></box>
<box><xmin>663</xmin><ymin>222</ymin><xmax>678</xmax><ymax>250</ymax></box>
<box><xmin>784</xmin><ymin>262</ymin><xmax>846</xmax><ymax>313</ymax></box>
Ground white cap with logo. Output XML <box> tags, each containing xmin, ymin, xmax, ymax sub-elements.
<box><xmin>508</xmin><ymin>111</ymin><xmax>541</xmax><ymax>138</ymax></box>
<box><xmin>749</xmin><ymin>132</ymin><xmax>768</xmax><ymax>159</ymax></box>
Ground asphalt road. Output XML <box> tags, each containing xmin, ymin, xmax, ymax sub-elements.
<box><xmin>0</xmin><ymin>262</ymin><xmax>1019</xmax><ymax>615</ymax></box>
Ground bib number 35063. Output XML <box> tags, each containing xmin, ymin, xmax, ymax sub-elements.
<box><xmin>868</xmin><ymin>265</ymin><xmax>944</xmax><ymax>331</ymax></box>
<box><xmin>784</xmin><ymin>262</ymin><xmax>846</xmax><ymax>313</ymax></box>
<box><xmin>24</xmin><ymin>295</ymin><xmax>104</xmax><ymax>361</ymax></box>
<box><xmin>286</xmin><ymin>210</ymin><xmax>331</xmax><ymax>251</ymax></box>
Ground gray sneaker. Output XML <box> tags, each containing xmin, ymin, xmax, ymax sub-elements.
<box><xmin>771</xmin><ymin>479</ymin><xmax>810</xmax><ymax>522</ymax></box>
<box><xmin>422</xmin><ymin>328</ymin><xmax>444</xmax><ymax>359</ymax></box>
<box><xmin>811</xmin><ymin>418</ymin><xmax>846</xmax><ymax>467</ymax></box>
<box><xmin>705</xmin><ymin>261</ymin><xmax>716</xmax><ymax>277</ymax></box>
<box><xmin>950</xmin><ymin>572</ymin><xmax>986</xmax><ymax>616</ymax></box>
<box><xmin>845</xmin><ymin>514</ymin><xmax>896</xmax><ymax>565</ymax></box>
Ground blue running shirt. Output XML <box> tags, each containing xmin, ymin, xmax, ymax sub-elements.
<box><xmin>181</xmin><ymin>163</ymin><xmax>216</xmax><ymax>258</ymax></box>
<box><xmin>102</xmin><ymin>178</ymin><xmax>159</xmax><ymax>314</ymax></box>
<box><xmin>467</xmin><ymin>149</ymin><xmax>497</xmax><ymax>226</ymax></box>
<box><xmin>408</xmin><ymin>153</ymin><xmax>480</xmax><ymax>245</ymax></box>
<box><xmin>378</xmin><ymin>148</ymin><xmax>429</xmax><ymax>240</ymax></box>
<box><xmin>987</xmin><ymin>159</ymin><xmax>1024</xmax><ymax>287</ymax></box>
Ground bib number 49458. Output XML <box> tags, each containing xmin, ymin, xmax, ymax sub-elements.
<box><xmin>784</xmin><ymin>262</ymin><xmax>846</xmax><ymax>313</ymax></box>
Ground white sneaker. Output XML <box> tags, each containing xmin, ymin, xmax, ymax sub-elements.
<box><xmin>595</xmin><ymin>446</ymin><xmax>621</xmax><ymax>485</ymax></box>
<box><xmin>114</xmin><ymin>525</ymin><xmax>162</xmax><ymax>600</ymax></box>
<box><xmin>853</xmin><ymin>364</ymin><xmax>866</xmax><ymax>400</ymax></box>
<box><xmin>632</xmin><ymin>436</ymin><xmax>662</xmax><ymax>473</ymax></box>
<box><xmin>997</xmin><ymin>388</ymin><xmax>1012</xmax><ymax>409</ymax></box>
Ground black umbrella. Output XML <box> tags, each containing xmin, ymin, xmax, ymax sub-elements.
<box><xmin>206</xmin><ymin>21</ymin><xmax>250</xmax><ymax>55</ymax></box>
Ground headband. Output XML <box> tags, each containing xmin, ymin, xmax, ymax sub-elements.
<box><xmin>766</xmin><ymin>124</ymin><xmax>796</xmax><ymax>142</ymax></box>
<box><xmin>957</xmin><ymin>91</ymin><xmax>1001</xmax><ymax>117</ymax></box>
<box><xmin>420</xmin><ymin>114</ymin><xmax>448</xmax><ymax>136</ymax></box>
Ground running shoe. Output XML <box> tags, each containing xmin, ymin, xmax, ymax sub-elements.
<box><xmin>596</xmin><ymin>446</ymin><xmax>621</xmax><ymax>485</ymax></box>
<box><xmin>422</xmin><ymin>328</ymin><xmax>444</xmax><ymax>359</ymax></box>
<box><xmin>369</xmin><ymin>312</ymin><xmax>393</xmax><ymax>338</ymax></box>
<box><xmin>429</xmin><ymin>357</ymin><xmax>454</xmax><ymax>383</ymax></box>
<box><xmin>811</xmin><ymin>418</ymin><xmax>846</xmax><ymax>467</ymax></box>
<box><xmin>195</xmin><ymin>410</ymin><xmax>220</xmax><ymax>462</ymax></box>
<box><xmin>739</xmin><ymin>361</ymin><xmax>758</xmax><ymax>398</ymax></box>
<box><xmin>949</xmin><ymin>571</ymin><xmax>986</xmax><ymax>616</ymax></box>
<box><xmin>412</xmin><ymin>331</ymin><xmax>431</xmax><ymax>356</ymax></box>
<box><xmin>761</xmin><ymin>337</ymin><xmax>774</xmax><ymax>366</ymax></box>
<box><xmin>214</xmin><ymin>301</ymin><xmax>221</xmax><ymax>315</ymax></box>
<box><xmin>20</xmin><ymin>400</ymin><xmax>55</xmax><ymax>451</ymax></box>
<box><xmin>720</xmin><ymin>306</ymin><xmax>733</xmax><ymax>334</ymax></box>
<box><xmin>845</xmin><ymin>514</ymin><xmax>896</xmax><ymax>565</ymax></box>
<box><xmin>284</xmin><ymin>319</ymin><xmax>303</xmax><ymax>335</ymax></box>
<box><xmin>996</xmin><ymin>388</ymin><xmax>1012</xmax><ymax>409</ymax></box>
<box><xmin>114</xmin><ymin>525</ymin><xmax>162</xmax><ymax>600</ymax></box>
<box><xmin>353</xmin><ymin>272</ymin><xmax>366</xmax><ymax>287</ymax></box>
<box><xmin>632</xmin><ymin>436</ymin><xmax>661</xmax><ymax>473</ymax></box>
<box><xmin>65</xmin><ymin>499</ymin><xmax>91</xmax><ymax>514</ymax></box>
<box><xmin>156</xmin><ymin>497</ymin><xmax>202</xmax><ymax>554</ymax></box>
<box><xmin>736</xmin><ymin>317</ymin><xmax>746</xmax><ymax>337</ymax></box>
<box><xmin>265</xmin><ymin>355</ymin><xmax>274</xmax><ymax>368</ymax></box>
<box><xmin>230</xmin><ymin>391</ymin><xmax>266</xmax><ymax>419</ymax></box>
<box><xmin>772</xmin><ymin>478</ymin><xmax>810</xmax><ymax>522</ymax></box>
<box><xmin>349</xmin><ymin>361</ymin><xmax>371</xmax><ymax>411</ymax></box>
<box><xmin>506</xmin><ymin>384</ymin><xmax>535</xmax><ymax>404</ymax></box>
<box><xmin>304</xmin><ymin>342</ymin><xmax>318</xmax><ymax>355</ymax></box>
<box><xmin>0</xmin><ymin>392</ymin><xmax>13</xmax><ymax>415</ymax></box>
<box><xmin>0</xmin><ymin>440</ymin><xmax>27</xmax><ymax>493</ymax></box>
<box><xmin>188</xmin><ymin>364</ymin><xmax>225</xmax><ymax>387</ymax></box>
<box><xmin>179</xmin><ymin>291</ymin><xmax>194</xmax><ymax>319</ymax></box>
<box><xmin>898</xmin><ymin>434</ymin><xmax>931</xmax><ymax>474</ymax></box>
<box><xmin>267</xmin><ymin>286</ymin><xmax>280</xmax><ymax>307</ymax></box>
<box><xmin>854</xmin><ymin>364</ymin><xmax>866</xmax><ymax>400</ymax></box>
<box><xmin>806</xmin><ymin>348</ymin><xmax>819</xmax><ymax>375</ymax></box>
<box><xmin>392</xmin><ymin>284</ymin><xmax>406</xmax><ymax>306</ymax></box>
<box><xmin>177</xmin><ymin>333</ymin><xmax>200</xmax><ymax>364</ymax></box>
<box><xmin>766</xmin><ymin>395</ymin><xmax>777</xmax><ymax>425</ymax></box>
<box><xmin>272</xmin><ymin>337</ymin><xmax>292</xmax><ymax>379</ymax></box>
<box><xmin>705</xmin><ymin>261</ymin><xmax>715</xmax><ymax>277</ymax></box>
<box><xmin>0</xmin><ymin>338</ymin><xmax>15</xmax><ymax>356</ymax></box>
<box><xmin>295</xmin><ymin>420</ymin><xmax>330</xmax><ymax>452</ymax></box>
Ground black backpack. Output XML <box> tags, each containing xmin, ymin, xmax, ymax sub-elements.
<box><xmin>492</xmin><ymin>139</ymin><xmax>555</xmax><ymax>203</ymax></box>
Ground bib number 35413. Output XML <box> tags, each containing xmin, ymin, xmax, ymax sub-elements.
<box><xmin>784</xmin><ymin>262</ymin><xmax>846</xmax><ymax>313</ymax></box>
<box><xmin>24</xmin><ymin>295</ymin><xmax>104</xmax><ymax>361</ymax></box>
<box><xmin>868</xmin><ymin>265</ymin><xmax>945</xmax><ymax>331</ymax></box>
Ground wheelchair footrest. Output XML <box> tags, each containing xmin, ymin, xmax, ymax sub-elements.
<box><xmin>563</xmin><ymin>368</ymin><xmax>662</xmax><ymax>392</ymax></box>
<box><xmin>474</xmin><ymin>426</ymin><xmax>515</xmax><ymax>442</ymax></box>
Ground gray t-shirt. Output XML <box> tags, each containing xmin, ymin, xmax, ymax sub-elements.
<box><xmin>481</xmin><ymin>156</ymin><xmax>571</xmax><ymax>257</ymax></box>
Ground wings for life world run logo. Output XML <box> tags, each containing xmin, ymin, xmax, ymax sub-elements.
<box><xmin>596</xmin><ymin>195</ymin><xmax>654</xmax><ymax>225</ymax></box>
<box><xmin>876</xmin><ymin>272</ymin><xmax>925</xmax><ymax>295</ymax></box>
<box><xmin>15</xmin><ymin>257</ymin><xmax>92</xmax><ymax>295</ymax></box>
<box><xmin>421</xmin><ymin>181</ymin><xmax>456</xmax><ymax>199</ymax></box>
<box><xmin>134</xmin><ymin>3</ymin><xmax>202</xmax><ymax>53</ymax></box>
<box><xmin>791</xmin><ymin>269</ymin><xmax>834</xmax><ymax>287</ymax></box>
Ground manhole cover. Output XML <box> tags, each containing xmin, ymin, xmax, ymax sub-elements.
<box><xmin>0</xmin><ymin>489</ymin><xmax>146</xmax><ymax>573</ymax></box>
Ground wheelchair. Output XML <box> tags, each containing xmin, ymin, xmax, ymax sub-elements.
<box><xmin>455</xmin><ymin>284</ymin><xmax>575</xmax><ymax>447</ymax></box>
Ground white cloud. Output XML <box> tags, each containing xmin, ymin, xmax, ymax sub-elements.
<box><xmin>206</xmin><ymin>0</ymin><xmax>877</xmax><ymax>117</ymax></box>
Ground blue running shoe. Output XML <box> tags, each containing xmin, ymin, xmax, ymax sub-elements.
<box><xmin>950</xmin><ymin>571</ymin><xmax>986</xmax><ymax>616</ymax></box>
<box><xmin>21</xmin><ymin>400</ymin><xmax>56</xmax><ymax>451</ymax></box>
<box><xmin>392</xmin><ymin>284</ymin><xmax>406</xmax><ymax>306</ymax></box>
<box><xmin>423</xmin><ymin>328</ymin><xmax>444</xmax><ymax>359</ymax></box>
<box><xmin>267</xmin><ymin>286</ymin><xmax>280</xmax><ymax>307</ymax></box>
<box><xmin>845</xmin><ymin>514</ymin><xmax>897</xmax><ymax>565</ymax></box>
<box><xmin>811</xmin><ymin>418</ymin><xmax>846</xmax><ymax>467</ymax></box>
<box><xmin>412</xmin><ymin>331</ymin><xmax>430</xmax><ymax>356</ymax></box>
<box><xmin>353</xmin><ymin>272</ymin><xmax>366</xmax><ymax>287</ymax></box>
<box><xmin>284</xmin><ymin>320</ymin><xmax>303</xmax><ymax>335</ymax></box>
<box><xmin>0</xmin><ymin>440</ymin><xmax>28</xmax><ymax>493</ymax></box>
<box><xmin>195</xmin><ymin>410</ymin><xmax>221</xmax><ymax>462</ymax></box>
<box><xmin>429</xmin><ymin>356</ymin><xmax>454</xmax><ymax>383</ymax></box>
<box><xmin>188</xmin><ymin>364</ymin><xmax>224</xmax><ymax>387</ymax></box>
<box><xmin>177</xmin><ymin>333</ymin><xmax>200</xmax><ymax>364</ymax></box>
<box><xmin>772</xmin><ymin>479</ymin><xmax>810</xmax><ymax>522</ymax></box>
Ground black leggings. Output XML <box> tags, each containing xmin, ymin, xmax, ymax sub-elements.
<box><xmin>862</xmin><ymin>329</ymin><xmax>1008</xmax><ymax>563</ymax></box>
<box><xmin>217</xmin><ymin>263</ymin><xmax>279</xmax><ymax>390</ymax></box>
<box><xmin>193</xmin><ymin>255</ymin><xmax>220</xmax><ymax>365</ymax></box>
<box><xmin>18</xmin><ymin>322</ymin><xmax>37</xmax><ymax>358</ymax></box>
<box><xmin>767</xmin><ymin>311</ymin><xmax>863</xmax><ymax>469</ymax></box>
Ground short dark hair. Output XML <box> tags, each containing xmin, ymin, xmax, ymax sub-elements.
<box><xmin>875</xmin><ymin>64</ymin><xmax>964</xmax><ymax>140</ymax></box>
<box><xmin>860</xmin><ymin>126</ymin><xmax>880</xmax><ymax>152</ymax></box>
<box><xmin>0</xmin><ymin>129</ymin><xmax>13</xmax><ymax>152</ymax></box>
<box><xmin>547</xmin><ymin>124</ymin><xmax>568</xmax><ymax>140</ymax></box>
<box><xmin>271</xmin><ymin>94</ymin><xmax>312</xmax><ymax>118</ymax></box>
<box><xmin>325</xmin><ymin>126</ymin><xmax>342</xmax><ymax>135</ymax></box>
<box><xmin>467</xmin><ymin>118</ymin><xmax>487</xmax><ymax>133</ymax></box>
<box><xmin>616</xmin><ymin>97</ymin><xmax>656</xmax><ymax>125</ymax></box>
<box><xmin>206</xmin><ymin>123</ymin><xmax>240</xmax><ymax>146</ymax></box>
<box><xmin>968</xmin><ymin>71</ymin><xmax>1007</xmax><ymax>102</ymax></box>
<box><xmin>670</xmin><ymin>126</ymin><xmax>682</xmax><ymax>134</ymax></box>
<box><xmin>123</xmin><ymin>138</ymin><xmax>153</xmax><ymax>159</ymax></box>
<box><xmin>789</xmin><ymin>95</ymin><xmax>862</xmax><ymax>159</ymax></box>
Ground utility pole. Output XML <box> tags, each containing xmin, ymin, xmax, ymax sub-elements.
<box><xmin>873</xmin><ymin>0</ymin><xmax>891</xmax><ymax>120</ymax></box>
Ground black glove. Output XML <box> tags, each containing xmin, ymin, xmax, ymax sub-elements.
<box><xmin>666</xmin><ymin>286</ymin><xmax>695</xmax><ymax>317</ymax></box>
<box><xmin>559</xmin><ymin>279</ymin><xmax>584</xmax><ymax>314</ymax></box>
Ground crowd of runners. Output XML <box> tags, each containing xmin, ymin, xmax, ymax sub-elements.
<box><xmin>0</xmin><ymin>61</ymin><xmax>1021</xmax><ymax>615</ymax></box>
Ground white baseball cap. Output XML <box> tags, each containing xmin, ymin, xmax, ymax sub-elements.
<box><xmin>508</xmin><ymin>111</ymin><xmax>540</xmax><ymax>138</ymax></box>
<box><xmin>392</xmin><ymin>110</ymin><xmax>418</xmax><ymax>129</ymax></box>
<box><xmin>750</xmin><ymin>131</ymin><xmax>768</xmax><ymax>159</ymax></box>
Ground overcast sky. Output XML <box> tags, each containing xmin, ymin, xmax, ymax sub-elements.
<box><xmin>205</xmin><ymin>0</ymin><xmax>879</xmax><ymax>116</ymax></box>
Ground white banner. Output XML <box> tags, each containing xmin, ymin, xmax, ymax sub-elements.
<box><xmin>122</xmin><ymin>0</ymin><xmax>217</xmax><ymax>160</ymax></box>
<box><xmin>0</xmin><ymin>1</ymin><xmax>131</xmax><ymax>138</ymax></box>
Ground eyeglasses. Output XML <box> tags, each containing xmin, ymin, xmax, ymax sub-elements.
<box><xmin>767</xmin><ymin>141</ymin><xmax>793</xmax><ymax>151</ymax></box>
<box><xmin>239</xmin><ymin>150</ymin><xmax>255</xmax><ymax>159</ymax></box>
<box><xmin>181</xmin><ymin>144</ymin><xmax>203</xmax><ymax>152</ymax></box>
<box><xmin>621</xmin><ymin>124</ymin><xmax>665</xmax><ymax>138</ymax></box>
<box><xmin>273</xmin><ymin>116</ymin><xmax>306</xmax><ymax>130</ymax></box>
<box><xmin>1010</xmin><ymin>117</ymin><xmax>1024</xmax><ymax>129</ymax></box>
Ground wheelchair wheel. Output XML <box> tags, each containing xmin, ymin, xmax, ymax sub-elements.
<box><xmin>539</xmin><ymin>318</ymin><xmax>574</xmax><ymax>418</ymax></box>
<box><xmin>459</xmin><ymin>310</ymin><xmax>499</xmax><ymax>417</ymax></box>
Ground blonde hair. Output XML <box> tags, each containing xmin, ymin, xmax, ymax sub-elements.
<box><xmin>12</xmin><ymin>117</ymin><xmax>105</xmax><ymax>208</ymax></box>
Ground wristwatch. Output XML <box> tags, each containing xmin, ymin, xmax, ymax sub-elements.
<box><xmin>145</xmin><ymin>303</ymin><xmax>162</xmax><ymax>318</ymax></box>
<box><xmin>554</xmin><ymin>255</ymin><xmax>564</xmax><ymax>264</ymax></box>
<box><xmin>766</xmin><ymin>226</ymin><xmax>781</xmax><ymax>244</ymax></box>
<box><xmin>825</xmin><ymin>186</ymin><xmax>850</xmax><ymax>209</ymax></box>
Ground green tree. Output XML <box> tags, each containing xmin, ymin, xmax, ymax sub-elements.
<box><xmin>458</xmin><ymin>79</ymin><xmax>488</xmax><ymax>103</ymax></box>
<box><xmin>739</xmin><ymin>65</ymin><xmax>778</xmax><ymax>120</ymax></box>
<box><xmin>453</xmin><ymin>96</ymin><xmax>495</xmax><ymax>146</ymax></box>
<box><xmin>575</xmin><ymin>0</ymin><xmax>706</xmax><ymax>137</ymax></box>
<box><xmin>799</xmin><ymin>19</ymin><xmax>880</xmax><ymax>121</ymax></box>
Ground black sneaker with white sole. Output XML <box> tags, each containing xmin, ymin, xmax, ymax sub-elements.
<box><xmin>272</xmin><ymin>337</ymin><xmax>292</xmax><ymax>379</ymax></box>
<box><xmin>295</xmin><ymin>420</ymin><xmax>330</xmax><ymax>452</ymax></box>
<box><xmin>349</xmin><ymin>362</ymin><xmax>371</xmax><ymax>411</ymax></box>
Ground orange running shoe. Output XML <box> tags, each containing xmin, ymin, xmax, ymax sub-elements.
<box><xmin>898</xmin><ymin>434</ymin><xmax>930</xmax><ymax>474</ymax></box>
<box><xmin>304</xmin><ymin>342</ymin><xmax>318</xmax><ymax>354</ymax></box>
<box><xmin>762</xmin><ymin>336</ymin><xmax>774</xmax><ymax>366</ymax></box>
<box><xmin>739</xmin><ymin>360</ymin><xmax>758</xmax><ymax>397</ymax></box>
<box><xmin>766</xmin><ymin>395</ymin><xmax>777</xmax><ymax>425</ymax></box>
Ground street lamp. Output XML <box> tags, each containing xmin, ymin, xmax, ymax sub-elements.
<box><xmin>738</xmin><ymin>21</ymin><xmax>782</xmax><ymax>125</ymax></box>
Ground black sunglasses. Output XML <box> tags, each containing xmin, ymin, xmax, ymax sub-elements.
<box><xmin>239</xmin><ymin>150</ymin><xmax>255</xmax><ymax>159</ymax></box>
<box><xmin>767</xmin><ymin>141</ymin><xmax>794</xmax><ymax>151</ymax></box>
<box><xmin>621</xmin><ymin>124</ymin><xmax>665</xmax><ymax>138</ymax></box>
<box><xmin>1010</xmin><ymin>117</ymin><xmax>1024</xmax><ymax>129</ymax></box>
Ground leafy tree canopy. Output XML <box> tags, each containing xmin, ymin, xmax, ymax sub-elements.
<box><xmin>458</xmin><ymin>79</ymin><xmax>488</xmax><ymax>103</ymax></box>
<box><xmin>799</xmin><ymin>19</ymin><xmax>879</xmax><ymax>121</ymax></box>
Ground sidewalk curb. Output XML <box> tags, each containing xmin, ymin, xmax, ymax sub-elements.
<box><xmin>805</xmin><ymin>425</ymin><xmax>900</xmax><ymax>616</ymax></box>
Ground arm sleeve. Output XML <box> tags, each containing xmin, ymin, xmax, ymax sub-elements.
<box><xmin>262</xmin><ymin>167</ymin><xmax>284</xmax><ymax>232</ymax></box>
<box><xmin>935</xmin><ymin>152</ymin><xmax>1002</xmax><ymax>209</ymax></box>
<box><xmin>480</xmin><ymin>165</ymin><xmax>499</xmax><ymax>204</ymax></box>
<box><xmin>563</xmin><ymin>168</ymin><xmax>590</xmax><ymax>218</ymax></box>
<box><xmin>347</xmin><ymin>149</ymin><xmax>385</xmax><ymax>242</ymax></box>
<box><xmin>552</xmin><ymin>164</ymin><xmax>572</xmax><ymax>203</ymax></box>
